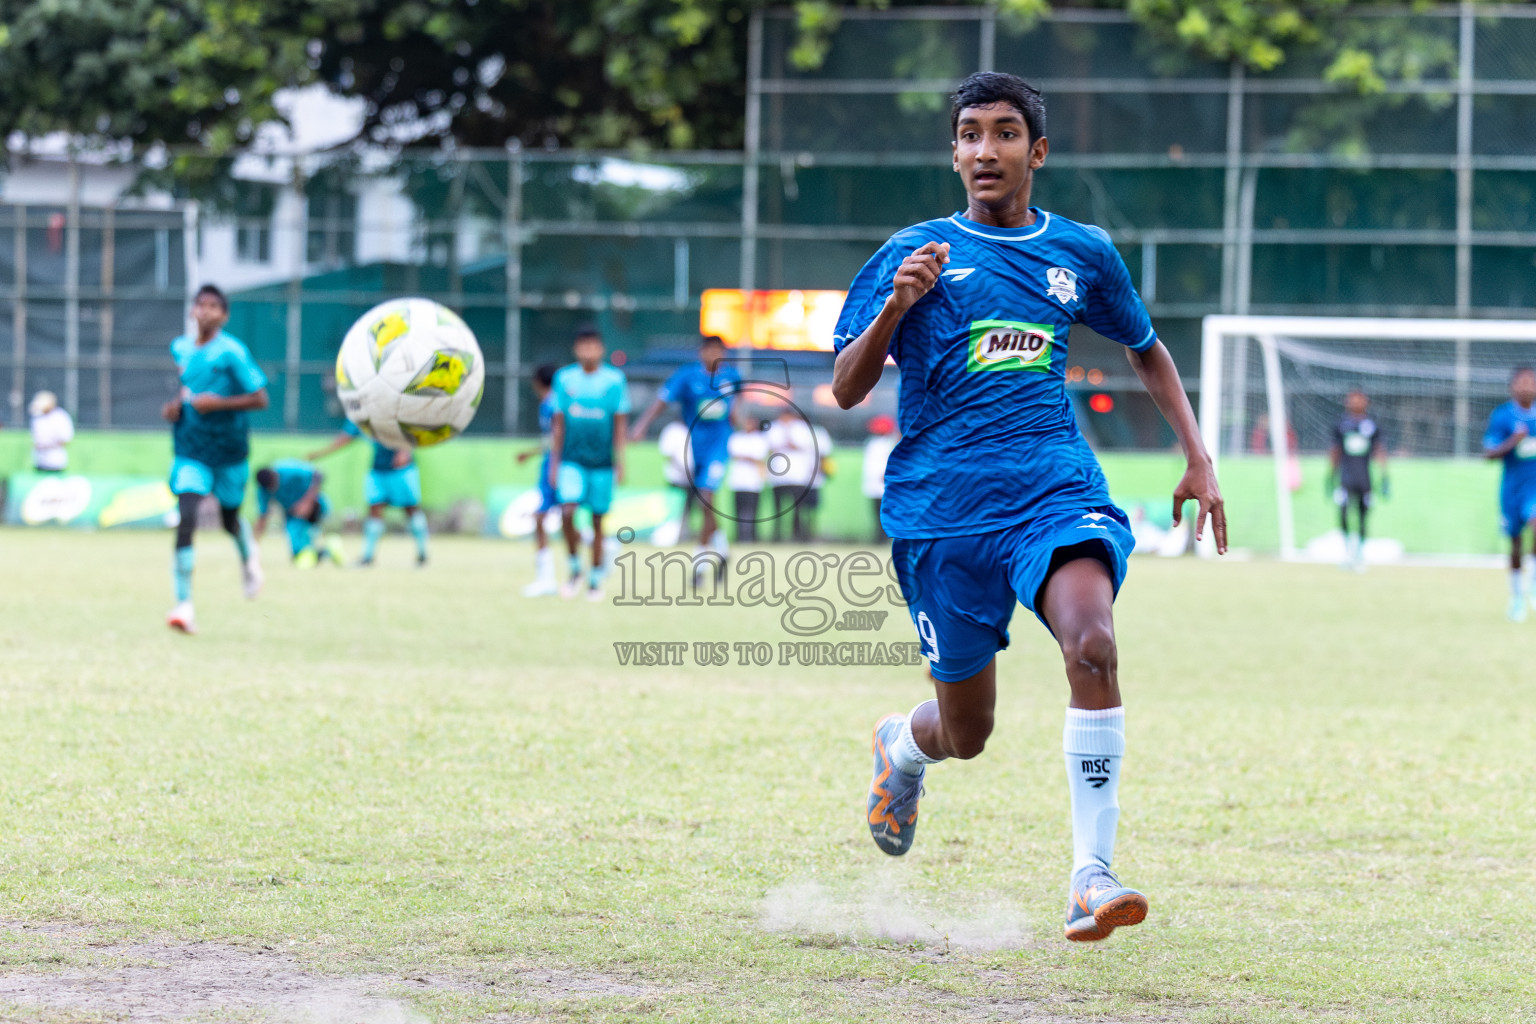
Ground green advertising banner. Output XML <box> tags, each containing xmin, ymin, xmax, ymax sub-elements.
<box><xmin>3</xmin><ymin>473</ymin><xmax>177</xmax><ymax>529</ymax></box>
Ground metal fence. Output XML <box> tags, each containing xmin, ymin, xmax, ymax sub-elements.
<box><xmin>0</xmin><ymin>203</ymin><xmax>191</xmax><ymax>428</ymax></box>
<box><xmin>2</xmin><ymin>4</ymin><xmax>1533</xmax><ymax>449</ymax></box>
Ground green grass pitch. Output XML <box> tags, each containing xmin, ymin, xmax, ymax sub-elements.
<box><xmin>0</xmin><ymin>530</ymin><xmax>1532</xmax><ymax>1022</ymax></box>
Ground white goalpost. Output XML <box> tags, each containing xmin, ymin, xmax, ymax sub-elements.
<box><xmin>1199</xmin><ymin>315</ymin><xmax>1536</xmax><ymax>560</ymax></box>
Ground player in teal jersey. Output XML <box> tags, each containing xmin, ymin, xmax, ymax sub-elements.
<box><xmin>162</xmin><ymin>284</ymin><xmax>269</xmax><ymax>635</ymax></box>
<box><xmin>253</xmin><ymin>460</ymin><xmax>342</xmax><ymax>568</ymax></box>
<box><xmin>309</xmin><ymin>420</ymin><xmax>429</xmax><ymax>567</ymax></box>
<box><xmin>834</xmin><ymin>73</ymin><xmax>1225</xmax><ymax>941</ymax></box>
<box><xmin>549</xmin><ymin>327</ymin><xmax>630</xmax><ymax>600</ymax></box>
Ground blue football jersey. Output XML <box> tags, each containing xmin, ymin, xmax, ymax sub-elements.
<box><xmin>258</xmin><ymin>458</ymin><xmax>318</xmax><ymax>515</ymax></box>
<box><xmin>538</xmin><ymin>394</ymin><xmax>556</xmax><ymax>447</ymax></box>
<box><xmin>659</xmin><ymin>362</ymin><xmax>742</xmax><ymax>443</ymax></box>
<box><xmin>170</xmin><ymin>331</ymin><xmax>268</xmax><ymax>467</ymax></box>
<box><xmin>834</xmin><ymin>210</ymin><xmax>1156</xmax><ymax>539</ymax></box>
<box><xmin>1484</xmin><ymin>401</ymin><xmax>1536</xmax><ymax>491</ymax></box>
<box><xmin>344</xmin><ymin>418</ymin><xmax>410</xmax><ymax>472</ymax></box>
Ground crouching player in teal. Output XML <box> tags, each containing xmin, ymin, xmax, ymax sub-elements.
<box><xmin>833</xmin><ymin>72</ymin><xmax>1226</xmax><ymax>941</ymax></box>
<box><xmin>254</xmin><ymin>461</ymin><xmax>342</xmax><ymax>568</ymax></box>
<box><xmin>549</xmin><ymin>327</ymin><xmax>629</xmax><ymax>600</ymax></box>
<box><xmin>310</xmin><ymin>420</ymin><xmax>428</xmax><ymax>567</ymax></box>
<box><xmin>1483</xmin><ymin>366</ymin><xmax>1536</xmax><ymax>621</ymax></box>
<box><xmin>162</xmin><ymin>284</ymin><xmax>269</xmax><ymax>635</ymax></box>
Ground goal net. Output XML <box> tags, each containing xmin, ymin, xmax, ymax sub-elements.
<box><xmin>1199</xmin><ymin>315</ymin><xmax>1536</xmax><ymax>561</ymax></box>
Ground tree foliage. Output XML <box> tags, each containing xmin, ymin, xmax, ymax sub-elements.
<box><xmin>1127</xmin><ymin>0</ymin><xmax>1458</xmax><ymax>87</ymax></box>
<box><xmin>0</xmin><ymin>0</ymin><xmax>355</xmax><ymax>150</ymax></box>
<box><xmin>0</xmin><ymin>0</ymin><xmax>1480</xmax><ymax>154</ymax></box>
<box><xmin>306</xmin><ymin>0</ymin><xmax>1048</xmax><ymax>150</ymax></box>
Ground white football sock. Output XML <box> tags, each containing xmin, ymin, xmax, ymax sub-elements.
<box><xmin>1511</xmin><ymin>568</ymin><xmax>1528</xmax><ymax>598</ymax></box>
<box><xmin>889</xmin><ymin>700</ymin><xmax>945</xmax><ymax>776</ymax></box>
<box><xmin>1064</xmin><ymin>706</ymin><xmax>1125</xmax><ymax>873</ymax></box>
<box><xmin>535</xmin><ymin>547</ymin><xmax>554</xmax><ymax>582</ymax></box>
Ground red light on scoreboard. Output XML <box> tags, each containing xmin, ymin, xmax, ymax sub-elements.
<box><xmin>1089</xmin><ymin>394</ymin><xmax>1115</xmax><ymax>414</ymax></box>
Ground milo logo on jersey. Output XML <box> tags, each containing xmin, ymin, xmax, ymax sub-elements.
<box><xmin>695</xmin><ymin>399</ymin><xmax>729</xmax><ymax>421</ymax></box>
<box><xmin>967</xmin><ymin>320</ymin><xmax>1055</xmax><ymax>373</ymax></box>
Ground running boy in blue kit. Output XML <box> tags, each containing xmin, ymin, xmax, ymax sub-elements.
<box><xmin>309</xmin><ymin>420</ymin><xmax>429</xmax><ymax>567</ymax></box>
<box><xmin>253</xmin><ymin>460</ymin><xmax>342</xmax><ymax>568</ymax></box>
<box><xmin>832</xmin><ymin>72</ymin><xmax>1226</xmax><ymax>942</ymax></box>
<box><xmin>630</xmin><ymin>334</ymin><xmax>741</xmax><ymax>566</ymax></box>
<box><xmin>162</xmin><ymin>284</ymin><xmax>270</xmax><ymax>635</ymax></box>
<box><xmin>1483</xmin><ymin>366</ymin><xmax>1536</xmax><ymax>621</ymax></box>
<box><xmin>549</xmin><ymin>328</ymin><xmax>630</xmax><ymax>600</ymax></box>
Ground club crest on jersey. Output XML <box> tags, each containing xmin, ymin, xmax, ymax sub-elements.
<box><xmin>967</xmin><ymin>320</ymin><xmax>1055</xmax><ymax>373</ymax></box>
<box><xmin>1046</xmin><ymin>267</ymin><xmax>1079</xmax><ymax>305</ymax></box>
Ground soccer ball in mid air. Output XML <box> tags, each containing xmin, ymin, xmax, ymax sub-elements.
<box><xmin>335</xmin><ymin>297</ymin><xmax>485</xmax><ymax>449</ymax></box>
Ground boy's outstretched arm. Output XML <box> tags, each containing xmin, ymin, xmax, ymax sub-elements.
<box><xmin>1125</xmin><ymin>341</ymin><xmax>1227</xmax><ymax>554</ymax></box>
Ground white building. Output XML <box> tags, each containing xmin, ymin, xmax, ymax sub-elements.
<box><xmin>0</xmin><ymin>87</ymin><xmax>487</xmax><ymax>295</ymax></box>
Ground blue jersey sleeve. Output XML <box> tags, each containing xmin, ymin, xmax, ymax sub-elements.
<box><xmin>256</xmin><ymin>487</ymin><xmax>271</xmax><ymax>516</ymax></box>
<box><xmin>658</xmin><ymin>366</ymin><xmax>688</xmax><ymax>404</ymax></box>
<box><xmin>226</xmin><ymin>344</ymin><xmax>268</xmax><ymax>393</ymax></box>
<box><xmin>1079</xmin><ymin>228</ymin><xmax>1157</xmax><ymax>352</ymax></box>
<box><xmin>1485</xmin><ymin>406</ymin><xmax>1513</xmax><ymax>451</ymax></box>
<box><xmin>343</xmin><ymin>419</ymin><xmax>362</xmax><ymax>438</ymax></box>
<box><xmin>834</xmin><ymin>240</ymin><xmax>904</xmax><ymax>355</ymax></box>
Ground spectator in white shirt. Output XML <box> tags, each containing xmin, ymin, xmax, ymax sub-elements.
<box><xmin>862</xmin><ymin>414</ymin><xmax>898</xmax><ymax>542</ymax></box>
<box><xmin>29</xmin><ymin>391</ymin><xmax>73</xmax><ymax>472</ymax></box>
<box><xmin>805</xmin><ymin>424</ymin><xmax>834</xmax><ymax>541</ymax></box>
<box><xmin>658</xmin><ymin>420</ymin><xmax>695</xmax><ymax>543</ymax></box>
<box><xmin>767</xmin><ymin>407</ymin><xmax>817</xmax><ymax>543</ymax></box>
<box><xmin>727</xmin><ymin>420</ymin><xmax>771</xmax><ymax>543</ymax></box>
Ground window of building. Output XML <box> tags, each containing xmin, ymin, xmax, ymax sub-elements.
<box><xmin>233</xmin><ymin>181</ymin><xmax>275</xmax><ymax>264</ymax></box>
<box><xmin>306</xmin><ymin>190</ymin><xmax>357</xmax><ymax>266</ymax></box>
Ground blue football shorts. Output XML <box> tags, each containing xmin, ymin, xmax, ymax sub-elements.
<box><xmin>365</xmin><ymin>465</ymin><xmax>423</xmax><ymax>508</ymax></box>
<box><xmin>170</xmin><ymin>457</ymin><xmax>249</xmax><ymax>509</ymax></box>
<box><xmin>557</xmin><ymin>462</ymin><xmax>615</xmax><ymax>515</ymax></box>
<box><xmin>688</xmin><ymin>431</ymin><xmax>730</xmax><ymax>493</ymax></box>
<box><xmin>891</xmin><ymin>505</ymin><xmax>1136</xmax><ymax>683</ymax></box>
<box><xmin>1500</xmin><ymin>479</ymin><xmax>1536</xmax><ymax>537</ymax></box>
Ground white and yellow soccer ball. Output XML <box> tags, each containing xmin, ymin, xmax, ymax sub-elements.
<box><xmin>335</xmin><ymin>297</ymin><xmax>485</xmax><ymax>449</ymax></box>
